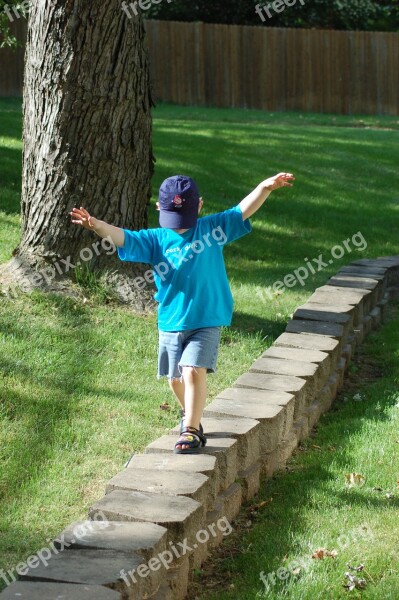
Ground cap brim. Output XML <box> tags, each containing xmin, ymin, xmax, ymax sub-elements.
<box><xmin>159</xmin><ymin>210</ymin><xmax>198</xmax><ymax>229</ymax></box>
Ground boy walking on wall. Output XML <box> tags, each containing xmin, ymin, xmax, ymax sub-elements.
<box><xmin>70</xmin><ymin>172</ymin><xmax>294</xmax><ymax>453</ymax></box>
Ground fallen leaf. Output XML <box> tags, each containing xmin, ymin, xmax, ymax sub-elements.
<box><xmin>312</xmin><ymin>548</ymin><xmax>338</xmax><ymax>559</ymax></box>
<box><xmin>248</xmin><ymin>498</ymin><xmax>272</xmax><ymax>512</ymax></box>
<box><xmin>345</xmin><ymin>472</ymin><xmax>366</xmax><ymax>487</ymax></box>
<box><xmin>292</xmin><ymin>567</ymin><xmax>301</xmax><ymax>575</ymax></box>
<box><xmin>372</xmin><ymin>486</ymin><xmax>383</xmax><ymax>492</ymax></box>
<box><xmin>386</xmin><ymin>492</ymin><xmax>394</xmax><ymax>499</ymax></box>
<box><xmin>159</xmin><ymin>403</ymin><xmax>171</xmax><ymax>411</ymax></box>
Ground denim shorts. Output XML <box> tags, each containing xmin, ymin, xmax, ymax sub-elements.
<box><xmin>157</xmin><ymin>327</ymin><xmax>222</xmax><ymax>380</ymax></box>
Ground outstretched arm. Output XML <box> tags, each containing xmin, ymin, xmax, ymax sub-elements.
<box><xmin>239</xmin><ymin>173</ymin><xmax>295</xmax><ymax>220</ymax></box>
<box><xmin>70</xmin><ymin>207</ymin><xmax>125</xmax><ymax>248</ymax></box>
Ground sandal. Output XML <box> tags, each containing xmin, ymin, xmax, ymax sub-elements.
<box><xmin>174</xmin><ymin>426</ymin><xmax>207</xmax><ymax>454</ymax></box>
<box><xmin>179</xmin><ymin>409</ymin><xmax>205</xmax><ymax>437</ymax></box>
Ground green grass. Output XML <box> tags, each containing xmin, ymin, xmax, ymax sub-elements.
<box><xmin>194</xmin><ymin>304</ymin><xmax>399</xmax><ymax>600</ymax></box>
<box><xmin>1</xmin><ymin>98</ymin><xmax>399</xmax><ymax>592</ymax></box>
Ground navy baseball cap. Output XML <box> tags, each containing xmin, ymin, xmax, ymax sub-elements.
<box><xmin>158</xmin><ymin>175</ymin><xmax>200</xmax><ymax>229</ymax></box>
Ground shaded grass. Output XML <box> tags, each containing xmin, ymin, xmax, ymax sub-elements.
<box><xmin>194</xmin><ymin>303</ymin><xmax>399</xmax><ymax>600</ymax></box>
<box><xmin>0</xmin><ymin>100</ymin><xmax>399</xmax><ymax>591</ymax></box>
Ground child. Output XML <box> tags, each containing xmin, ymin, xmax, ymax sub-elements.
<box><xmin>70</xmin><ymin>172</ymin><xmax>294</xmax><ymax>453</ymax></box>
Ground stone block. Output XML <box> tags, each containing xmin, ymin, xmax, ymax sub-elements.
<box><xmin>305</xmin><ymin>401</ymin><xmax>321</xmax><ymax>430</ymax></box>
<box><xmin>89</xmin><ymin>490</ymin><xmax>203</xmax><ymax>549</ymax></box>
<box><xmin>363</xmin><ymin>314</ymin><xmax>373</xmax><ymax>336</ymax></box>
<box><xmin>262</xmin><ymin>345</ymin><xmax>331</xmax><ymax>379</ymax></box>
<box><xmin>354</xmin><ymin>323</ymin><xmax>364</xmax><ymax>345</ymax></box>
<box><xmin>238</xmin><ymin>461</ymin><xmax>261</xmax><ymax>502</ymax></box>
<box><xmin>276</xmin><ymin>430</ymin><xmax>299</xmax><ymax>470</ymax></box>
<box><xmin>306</xmin><ymin>288</ymin><xmax>366</xmax><ymax>326</ymax></box>
<box><xmin>260</xmin><ymin>445</ymin><xmax>280</xmax><ymax>478</ymax></box>
<box><xmin>308</xmin><ymin>383</ymin><xmax>334</xmax><ymax>424</ymax></box>
<box><xmin>233</xmin><ymin>371</ymin><xmax>310</xmax><ymax>419</ymax></box>
<box><xmin>293</xmin><ymin>416</ymin><xmax>309</xmax><ymax>442</ymax></box>
<box><xmin>213</xmin><ymin>387</ymin><xmax>295</xmax><ymax>439</ymax></box>
<box><xmin>214</xmin><ymin>482</ymin><xmax>242</xmax><ymax>526</ymax></box>
<box><xmin>170</xmin><ymin>415</ymin><xmax>260</xmax><ymax>472</ymax></box>
<box><xmin>19</xmin><ymin>549</ymin><xmax>151</xmax><ymax>599</ymax></box>
<box><xmin>250</xmin><ymin>356</ymin><xmax>327</xmax><ymax>401</ymax></box>
<box><xmin>370</xmin><ymin>306</ymin><xmax>381</xmax><ymax>329</ymax></box>
<box><xmin>331</xmin><ymin>274</ymin><xmax>384</xmax><ymax>302</ymax></box>
<box><xmin>164</xmin><ymin>555</ymin><xmax>189</xmax><ymax>600</ymax></box>
<box><xmin>338</xmin><ymin>266</ymin><xmax>386</xmax><ymax>279</ymax></box>
<box><xmin>351</xmin><ymin>257</ymin><xmax>399</xmax><ymax>268</ymax></box>
<box><xmin>205</xmin><ymin>499</ymin><xmax>226</xmax><ymax>549</ymax></box>
<box><xmin>342</xmin><ymin>343</ymin><xmax>353</xmax><ymax>367</ymax></box>
<box><xmin>105</xmin><ymin>469</ymin><xmax>211</xmax><ymax>512</ymax></box>
<box><xmin>204</xmin><ymin>396</ymin><xmax>284</xmax><ymax>456</ymax></box>
<box><xmin>144</xmin><ymin>435</ymin><xmax>237</xmax><ymax>493</ymax></box>
<box><xmin>328</xmin><ymin>275</ymin><xmax>379</xmax><ymax>291</ymax></box>
<box><xmin>188</xmin><ymin>533</ymin><xmax>209</xmax><ymax>572</ymax></box>
<box><xmin>124</xmin><ymin>453</ymin><xmax>219</xmax><ymax>507</ymax></box>
<box><xmin>335</xmin><ymin>357</ymin><xmax>347</xmax><ymax>391</ymax></box>
<box><xmin>293</xmin><ymin>307</ymin><xmax>353</xmax><ymax>344</ymax></box>
<box><xmin>319</xmin><ymin>284</ymin><xmax>374</xmax><ymax>314</ymax></box>
<box><xmin>149</xmin><ymin>583</ymin><xmax>173</xmax><ymax>600</ymax></box>
<box><xmin>294</xmin><ymin>302</ymin><xmax>355</xmax><ymax>324</ymax></box>
<box><xmin>327</xmin><ymin>373</ymin><xmax>339</xmax><ymax>402</ymax></box>
<box><xmin>285</xmin><ymin>318</ymin><xmax>345</xmax><ymax>341</ymax></box>
<box><xmin>274</xmin><ymin>332</ymin><xmax>340</xmax><ymax>366</ymax></box>
<box><xmin>377</xmin><ymin>298</ymin><xmax>389</xmax><ymax>323</ymax></box>
<box><xmin>0</xmin><ymin>582</ymin><xmax>121</xmax><ymax>600</ymax></box>
<box><xmin>55</xmin><ymin>520</ymin><xmax>167</xmax><ymax>563</ymax></box>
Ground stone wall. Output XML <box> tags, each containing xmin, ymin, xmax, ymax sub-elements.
<box><xmin>2</xmin><ymin>256</ymin><xmax>399</xmax><ymax>600</ymax></box>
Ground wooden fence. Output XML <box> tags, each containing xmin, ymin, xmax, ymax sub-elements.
<box><xmin>1</xmin><ymin>19</ymin><xmax>398</xmax><ymax>115</ymax></box>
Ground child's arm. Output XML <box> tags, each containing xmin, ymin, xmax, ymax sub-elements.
<box><xmin>239</xmin><ymin>173</ymin><xmax>295</xmax><ymax>220</ymax></box>
<box><xmin>70</xmin><ymin>206</ymin><xmax>125</xmax><ymax>248</ymax></box>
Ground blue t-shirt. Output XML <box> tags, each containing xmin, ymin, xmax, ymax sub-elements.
<box><xmin>117</xmin><ymin>205</ymin><xmax>252</xmax><ymax>331</ymax></box>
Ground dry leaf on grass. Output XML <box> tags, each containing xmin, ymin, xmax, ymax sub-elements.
<box><xmin>311</xmin><ymin>548</ymin><xmax>338</xmax><ymax>559</ymax></box>
<box><xmin>159</xmin><ymin>403</ymin><xmax>171</xmax><ymax>411</ymax></box>
<box><xmin>345</xmin><ymin>472</ymin><xmax>366</xmax><ymax>487</ymax></box>
<box><xmin>247</xmin><ymin>498</ymin><xmax>273</xmax><ymax>512</ymax></box>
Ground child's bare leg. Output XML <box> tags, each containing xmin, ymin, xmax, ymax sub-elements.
<box><xmin>168</xmin><ymin>378</ymin><xmax>185</xmax><ymax>411</ymax></box>
<box><xmin>175</xmin><ymin>366</ymin><xmax>207</xmax><ymax>450</ymax></box>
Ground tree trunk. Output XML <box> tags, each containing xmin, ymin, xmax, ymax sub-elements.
<box><xmin>0</xmin><ymin>0</ymin><xmax>155</xmax><ymax>310</ymax></box>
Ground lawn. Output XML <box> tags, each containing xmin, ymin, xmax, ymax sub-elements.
<box><xmin>0</xmin><ymin>98</ymin><xmax>398</xmax><ymax>592</ymax></box>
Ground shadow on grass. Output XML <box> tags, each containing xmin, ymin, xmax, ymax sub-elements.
<box><xmin>0</xmin><ymin>294</ymin><xmax>105</xmax><ymax>506</ymax></box>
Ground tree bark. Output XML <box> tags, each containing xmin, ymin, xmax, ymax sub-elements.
<box><xmin>0</xmin><ymin>0</ymin><xmax>155</xmax><ymax>310</ymax></box>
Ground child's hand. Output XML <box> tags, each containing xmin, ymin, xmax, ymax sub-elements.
<box><xmin>264</xmin><ymin>173</ymin><xmax>295</xmax><ymax>191</ymax></box>
<box><xmin>70</xmin><ymin>207</ymin><xmax>97</xmax><ymax>230</ymax></box>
